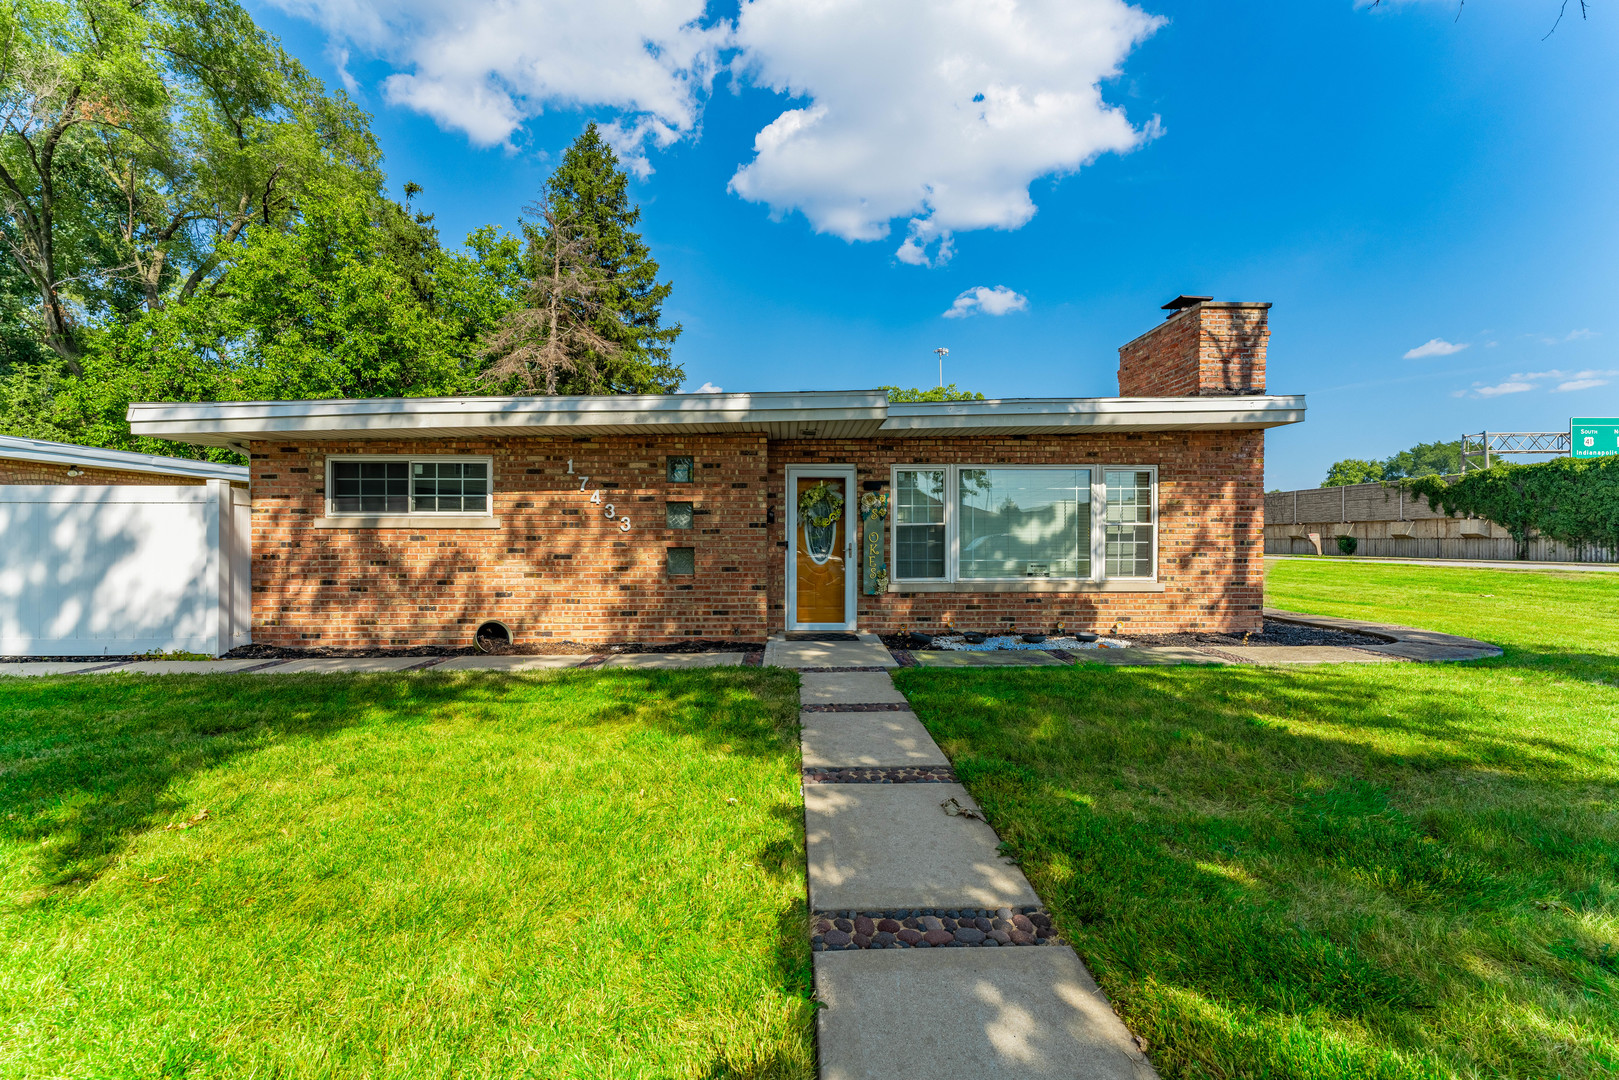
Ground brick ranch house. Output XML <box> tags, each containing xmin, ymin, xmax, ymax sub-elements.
<box><xmin>126</xmin><ymin>297</ymin><xmax>1303</xmax><ymax>648</ymax></box>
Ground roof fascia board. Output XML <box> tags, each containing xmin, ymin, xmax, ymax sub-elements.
<box><xmin>0</xmin><ymin>433</ymin><xmax>247</xmax><ymax>481</ymax></box>
<box><xmin>881</xmin><ymin>396</ymin><xmax>1305</xmax><ymax>432</ymax></box>
<box><xmin>127</xmin><ymin>390</ymin><xmax>890</xmax><ymax>440</ymax></box>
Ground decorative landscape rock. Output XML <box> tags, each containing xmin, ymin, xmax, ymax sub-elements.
<box><xmin>802</xmin><ymin>765</ymin><xmax>958</xmax><ymax>784</ymax></box>
<box><xmin>811</xmin><ymin>908</ymin><xmax>1059</xmax><ymax>950</ymax></box>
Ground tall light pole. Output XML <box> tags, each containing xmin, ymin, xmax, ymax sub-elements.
<box><xmin>934</xmin><ymin>347</ymin><xmax>949</xmax><ymax>390</ymax></box>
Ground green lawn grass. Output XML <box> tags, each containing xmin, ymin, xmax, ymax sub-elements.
<box><xmin>894</xmin><ymin>561</ymin><xmax>1619</xmax><ymax>1080</ymax></box>
<box><xmin>0</xmin><ymin>669</ymin><xmax>813</xmax><ymax>1079</ymax></box>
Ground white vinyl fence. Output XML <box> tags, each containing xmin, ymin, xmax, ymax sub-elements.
<box><xmin>0</xmin><ymin>481</ymin><xmax>250</xmax><ymax>657</ymax></box>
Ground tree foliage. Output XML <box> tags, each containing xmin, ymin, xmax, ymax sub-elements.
<box><xmin>1407</xmin><ymin>457</ymin><xmax>1619</xmax><ymax>558</ymax></box>
<box><xmin>881</xmin><ymin>384</ymin><xmax>986</xmax><ymax>402</ymax></box>
<box><xmin>528</xmin><ymin>123</ymin><xmax>681</xmax><ymax>394</ymax></box>
<box><xmin>0</xmin><ymin>7</ymin><xmax>688</xmax><ymax>461</ymax></box>
<box><xmin>0</xmin><ymin>0</ymin><xmax>379</xmax><ymax>368</ymax></box>
<box><xmin>1322</xmin><ymin>458</ymin><xmax>1385</xmax><ymax>488</ymax></box>
<box><xmin>1323</xmin><ymin>438</ymin><xmax>1461</xmax><ymax>486</ymax></box>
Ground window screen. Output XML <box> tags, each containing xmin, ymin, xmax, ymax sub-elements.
<box><xmin>958</xmin><ymin>469</ymin><xmax>1090</xmax><ymax>579</ymax></box>
<box><xmin>1105</xmin><ymin>470</ymin><xmax>1155</xmax><ymax>577</ymax></box>
<box><xmin>667</xmin><ymin>546</ymin><xmax>695</xmax><ymax>575</ymax></box>
<box><xmin>412</xmin><ymin>461</ymin><xmax>488</xmax><ymax>512</ymax></box>
<box><xmin>666</xmin><ymin>501</ymin><xmax>694</xmax><ymax>529</ymax></box>
<box><xmin>331</xmin><ymin>461</ymin><xmax>408</xmax><ymax>513</ymax></box>
<box><xmin>893</xmin><ymin>469</ymin><xmax>946</xmax><ymax>579</ymax></box>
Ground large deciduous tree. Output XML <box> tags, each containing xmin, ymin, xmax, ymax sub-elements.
<box><xmin>0</xmin><ymin>0</ymin><xmax>378</xmax><ymax>369</ymax></box>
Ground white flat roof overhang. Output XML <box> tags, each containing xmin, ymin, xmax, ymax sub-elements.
<box><xmin>128</xmin><ymin>391</ymin><xmax>1305</xmax><ymax>448</ymax></box>
<box><xmin>0</xmin><ymin>432</ymin><xmax>248</xmax><ymax>481</ymax></box>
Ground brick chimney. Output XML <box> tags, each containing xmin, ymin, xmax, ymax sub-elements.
<box><xmin>1117</xmin><ymin>296</ymin><xmax>1270</xmax><ymax>397</ymax></box>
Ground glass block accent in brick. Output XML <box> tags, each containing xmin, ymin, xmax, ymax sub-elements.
<box><xmin>666</xmin><ymin>455</ymin><xmax>694</xmax><ymax>483</ymax></box>
<box><xmin>666</xmin><ymin>501</ymin><xmax>694</xmax><ymax>529</ymax></box>
<box><xmin>667</xmin><ymin>546</ymin><xmax>695</xmax><ymax>575</ymax></box>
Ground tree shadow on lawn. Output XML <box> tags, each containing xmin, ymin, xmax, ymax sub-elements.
<box><xmin>893</xmin><ymin>658</ymin><xmax>1619</xmax><ymax>1078</ymax></box>
<box><xmin>0</xmin><ymin>666</ymin><xmax>802</xmax><ymax>891</ymax></box>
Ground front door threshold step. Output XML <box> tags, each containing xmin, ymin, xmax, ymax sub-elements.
<box><xmin>814</xmin><ymin>946</ymin><xmax>1158</xmax><ymax>1080</ymax></box>
<box><xmin>805</xmin><ymin>782</ymin><xmax>1039</xmax><ymax>911</ymax></box>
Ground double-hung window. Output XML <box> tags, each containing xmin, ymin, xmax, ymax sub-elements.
<box><xmin>889</xmin><ymin>464</ymin><xmax>1156</xmax><ymax>584</ymax></box>
<box><xmin>327</xmin><ymin>456</ymin><xmax>492</xmax><ymax>517</ymax></box>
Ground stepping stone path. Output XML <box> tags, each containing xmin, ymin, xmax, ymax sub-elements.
<box><xmin>767</xmin><ymin>632</ymin><xmax>1158</xmax><ymax>1080</ymax></box>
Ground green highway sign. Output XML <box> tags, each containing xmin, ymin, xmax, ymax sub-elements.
<box><xmin>1571</xmin><ymin>418</ymin><xmax>1619</xmax><ymax>459</ymax></box>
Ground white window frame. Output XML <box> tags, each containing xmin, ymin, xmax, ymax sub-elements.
<box><xmin>323</xmin><ymin>454</ymin><xmax>496</xmax><ymax>521</ymax></box>
<box><xmin>887</xmin><ymin>463</ymin><xmax>1158</xmax><ymax>585</ymax></box>
<box><xmin>1100</xmin><ymin>465</ymin><xmax>1160</xmax><ymax>581</ymax></box>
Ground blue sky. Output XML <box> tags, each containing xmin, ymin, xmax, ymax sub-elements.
<box><xmin>250</xmin><ymin>0</ymin><xmax>1618</xmax><ymax>489</ymax></box>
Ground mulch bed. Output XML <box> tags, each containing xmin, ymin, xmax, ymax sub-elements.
<box><xmin>223</xmin><ymin>639</ymin><xmax>764</xmax><ymax>660</ymax></box>
<box><xmin>1128</xmin><ymin>617</ymin><xmax>1391</xmax><ymax>649</ymax></box>
<box><xmin>812</xmin><ymin>907</ymin><xmax>1059</xmax><ymax>950</ymax></box>
<box><xmin>881</xmin><ymin>618</ymin><xmax>1386</xmax><ymax>652</ymax></box>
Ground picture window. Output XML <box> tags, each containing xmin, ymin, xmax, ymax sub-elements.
<box><xmin>667</xmin><ymin>547</ymin><xmax>695</xmax><ymax>575</ymax></box>
<box><xmin>890</xmin><ymin>464</ymin><xmax>1155</xmax><ymax>583</ymax></box>
<box><xmin>667</xmin><ymin>456</ymin><xmax>694</xmax><ymax>483</ymax></box>
<box><xmin>666</xmin><ymin>501</ymin><xmax>694</xmax><ymax>529</ymax></box>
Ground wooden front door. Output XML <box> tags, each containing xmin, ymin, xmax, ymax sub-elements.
<box><xmin>790</xmin><ymin>470</ymin><xmax>854</xmax><ymax>629</ymax></box>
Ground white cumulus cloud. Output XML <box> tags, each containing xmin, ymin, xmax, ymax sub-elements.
<box><xmin>270</xmin><ymin>0</ymin><xmax>1163</xmax><ymax>258</ymax></box>
<box><xmin>691</xmin><ymin>381</ymin><xmax>725</xmax><ymax>393</ymax></box>
<box><xmin>729</xmin><ymin>0</ymin><xmax>1163</xmax><ymax>264</ymax></box>
<box><xmin>268</xmin><ymin>0</ymin><xmax>726</xmax><ymax>160</ymax></box>
<box><xmin>1403</xmin><ymin>338</ymin><xmax>1468</xmax><ymax>359</ymax></box>
<box><xmin>943</xmin><ymin>285</ymin><xmax>1029</xmax><ymax>319</ymax></box>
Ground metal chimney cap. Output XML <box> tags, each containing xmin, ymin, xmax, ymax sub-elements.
<box><xmin>1161</xmin><ymin>294</ymin><xmax>1213</xmax><ymax>312</ymax></box>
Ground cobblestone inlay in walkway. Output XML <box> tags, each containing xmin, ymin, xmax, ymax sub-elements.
<box><xmin>812</xmin><ymin>907</ymin><xmax>1058</xmax><ymax>950</ymax></box>
<box><xmin>803</xmin><ymin>766</ymin><xmax>956</xmax><ymax>785</ymax></box>
<box><xmin>801</xmin><ymin>702</ymin><xmax>911</xmax><ymax>713</ymax></box>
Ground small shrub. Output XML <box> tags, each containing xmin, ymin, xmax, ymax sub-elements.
<box><xmin>1336</xmin><ymin>535</ymin><xmax>1359</xmax><ymax>556</ymax></box>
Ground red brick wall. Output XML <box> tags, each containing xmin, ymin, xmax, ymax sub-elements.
<box><xmin>248</xmin><ymin>435</ymin><xmax>771</xmax><ymax>648</ymax></box>
<box><xmin>247</xmin><ymin>429</ymin><xmax>1264</xmax><ymax>647</ymax></box>
<box><xmin>765</xmin><ymin>431</ymin><xmax>1265</xmax><ymax>636</ymax></box>
<box><xmin>1117</xmin><ymin>302</ymin><xmax>1269</xmax><ymax>397</ymax></box>
<box><xmin>0</xmin><ymin>458</ymin><xmax>208</xmax><ymax>486</ymax></box>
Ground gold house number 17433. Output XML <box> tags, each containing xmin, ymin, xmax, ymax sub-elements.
<box><xmin>567</xmin><ymin>458</ymin><xmax>631</xmax><ymax>532</ymax></box>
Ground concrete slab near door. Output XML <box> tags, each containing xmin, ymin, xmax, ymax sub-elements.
<box><xmin>764</xmin><ymin>633</ymin><xmax>895</xmax><ymax>670</ymax></box>
<box><xmin>805</xmin><ymin>782</ymin><xmax>1038</xmax><ymax>911</ymax></box>
<box><xmin>599</xmin><ymin>652</ymin><xmax>745</xmax><ymax>669</ymax></box>
<box><xmin>801</xmin><ymin>711</ymin><xmax>950</xmax><ymax>768</ymax></box>
<box><xmin>432</xmin><ymin>654</ymin><xmax>582</xmax><ymax>671</ymax></box>
<box><xmin>1076</xmin><ymin>647</ymin><xmax>1224</xmax><ymax>666</ymax></box>
<box><xmin>800</xmin><ymin>671</ymin><xmax>909</xmax><ymax>705</ymax></box>
<box><xmin>908</xmin><ymin>649</ymin><xmax>1064</xmax><ymax>667</ymax></box>
<box><xmin>115</xmin><ymin>659</ymin><xmax>270</xmax><ymax>674</ymax></box>
<box><xmin>814</xmin><ymin>947</ymin><xmax>1158</xmax><ymax>1080</ymax></box>
<box><xmin>0</xmin><ymin>662</ymin><xmax>124</xmax><ymax>677</ymax></box>
<box><xmin>1217</xmin><ymin>646</ymin><xmax>1399</xmax><ymax>665</ymax></box>
<box><xmin>261</xmin><ymin>657</ymin><xmax>425</xmax><ymax>674</ymax></box>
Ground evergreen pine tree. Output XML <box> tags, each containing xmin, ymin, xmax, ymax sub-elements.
<box><xmin>539</xmin><ymin>123</ymin><xmax>683</xmax><ymax>394</ymax></box>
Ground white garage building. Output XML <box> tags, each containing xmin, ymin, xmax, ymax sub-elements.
<box><xmin>0</xmin><ymin>435</ymin><xmax>250</xmax><ymax>657</ymax></box>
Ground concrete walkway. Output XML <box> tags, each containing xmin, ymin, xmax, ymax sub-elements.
<box><xmin>768</xmin><ymin>634</ymin><xmax>1156</xmax><ymax>1080</ymax></box>
<box><xmin>0</xmin><ymin>651</ymin><xmax>750</xmax><ymax>677</ymax></box>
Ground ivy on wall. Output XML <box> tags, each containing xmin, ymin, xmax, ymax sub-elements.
<box><xmin>1406</xmin><ymin>457</ymin><xmax>1619</xmax><ymax>558</ymax></box>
